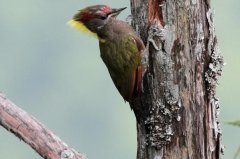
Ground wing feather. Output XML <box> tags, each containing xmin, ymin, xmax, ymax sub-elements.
<box><xmin>128</xmin><ymin>36</ymin><xmax>145</xmax><ymax>101</ymax></box>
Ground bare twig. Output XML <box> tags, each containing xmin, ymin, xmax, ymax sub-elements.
<box><xmin>0</xmin><ymin>93</ymin><xmax>87</xmax><ymax>159</ymax></box>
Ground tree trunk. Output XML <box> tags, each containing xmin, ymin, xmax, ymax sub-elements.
<box><xmin>130</xmin><ymin>0</ymin><xmax>224</xmax><ymax>159</ymax></box>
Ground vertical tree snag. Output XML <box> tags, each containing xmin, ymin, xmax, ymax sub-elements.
<box><xmin>130</xmin><ymin>0</ymin><xmax>224</xmax><ymax>159</ymax></box>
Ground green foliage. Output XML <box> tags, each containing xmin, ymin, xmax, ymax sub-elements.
<box><xmin>225</xmin><ymin>120</ymin><xmax>240</xmax><ymax>159</ymax></box>
<box><xmin>225</xmin><ymin>120</ymin><xmax>240</xmax><ymax>127</ymax></box>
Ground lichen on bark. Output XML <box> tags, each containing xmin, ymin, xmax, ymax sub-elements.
<box><xmin>143</xmin><ymin>23</ymin><xmax>182</xmax><ymax>148</ymax></box>
<box><xmin>130</xmin><ymin>0</ymin><xmax>223</xmax><ymax>158</ymax></box>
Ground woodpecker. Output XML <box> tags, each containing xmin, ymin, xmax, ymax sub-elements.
<box><xmin>69</xmin><ymin>5</ymin><xmax>145</xmax><ymax>102</ymax></box>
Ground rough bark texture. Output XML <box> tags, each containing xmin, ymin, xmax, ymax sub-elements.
<box><xmin>0</xmin><ymin>93</ymin><xmax>87</xmax><ymax>159</ymax></box>
<box><xmin>130</xmin><ymin>0</ymin><xmax>224</xmax><ymax>159</ymax></box>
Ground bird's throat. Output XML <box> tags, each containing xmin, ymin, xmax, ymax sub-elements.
<box><xmin>68</xmin><ymin>19</ymin><xmax>106</xmax><ymax>43</ymax></box>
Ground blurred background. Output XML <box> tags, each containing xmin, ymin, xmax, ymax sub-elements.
<box><xmin>0</xmin><ymin>0</ymin><xmax>239</xmax><ymax>158</ymax></box>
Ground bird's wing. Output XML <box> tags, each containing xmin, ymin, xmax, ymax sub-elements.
<box><xmin>129</xmin><ymin>35</ymin><xmax>145</xmax><ymax>101</ymax></box>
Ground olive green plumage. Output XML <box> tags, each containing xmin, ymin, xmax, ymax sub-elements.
<box><xmin>99</xmin><ymin>19</ymin><xmax>141</xmax><ymax>101</ymax></box>
<box><xmin>70</xmin><ymin>5</ymin><xmax>144</xmax><ymax>101</ymax></box>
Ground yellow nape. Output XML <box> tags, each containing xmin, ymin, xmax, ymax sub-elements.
<box><xmin>68</xmin><ymin>19</ymin><xmax>106</xmax><ymax>43</ymax></box>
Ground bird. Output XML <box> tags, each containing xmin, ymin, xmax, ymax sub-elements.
<box><xmin>68</xmin><ymin>5</ymin><xmax>145</xmax><ymax>102</ymax></box>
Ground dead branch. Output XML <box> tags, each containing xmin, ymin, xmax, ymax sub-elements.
<box><xmin>0</xmin><ymin>93</ymin><xmax>87</xmax><ymax>159</ymax></box>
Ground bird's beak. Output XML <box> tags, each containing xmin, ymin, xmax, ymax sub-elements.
<box><xmin>110</xmin><ymin>7</ymin><xmax>127</xmax><ymax>17</ymax></box>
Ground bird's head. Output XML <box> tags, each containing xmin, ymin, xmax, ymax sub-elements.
<box><xmin>69</xmin><ymin>5</ymin><xmax>126</xmax><ymax>38</ymax></box>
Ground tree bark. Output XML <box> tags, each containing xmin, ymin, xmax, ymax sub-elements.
<box><xmin>0</xmin><ymin>93</ymin><xmax>87</xmax><ymax>159</ymax></box>
<box><xmin>130</xmin><ymin>0</ymin><xmax>224</xmax><ymax>159</ymax></box>
<box><xmin>0</xmin><ymin>1</ymin><xmax>224</xmax><ymax>159</ymax></box>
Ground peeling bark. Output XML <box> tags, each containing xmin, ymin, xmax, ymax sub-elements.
<box><xmin>130</xmin><ymin>0</ymin><xmax>224</xmax><ymax>159</ymax></box>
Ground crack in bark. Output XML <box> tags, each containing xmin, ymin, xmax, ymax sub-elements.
<box><xmin>130</xmin><ymin>0</ymin><xmax>223</xmax><ymax>158</ymax></box>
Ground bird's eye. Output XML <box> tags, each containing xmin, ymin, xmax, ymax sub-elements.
<box><xmin>100</xmin><ymin>15</ymin><xmax>107</xmax><ymax>20</ymax></box>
